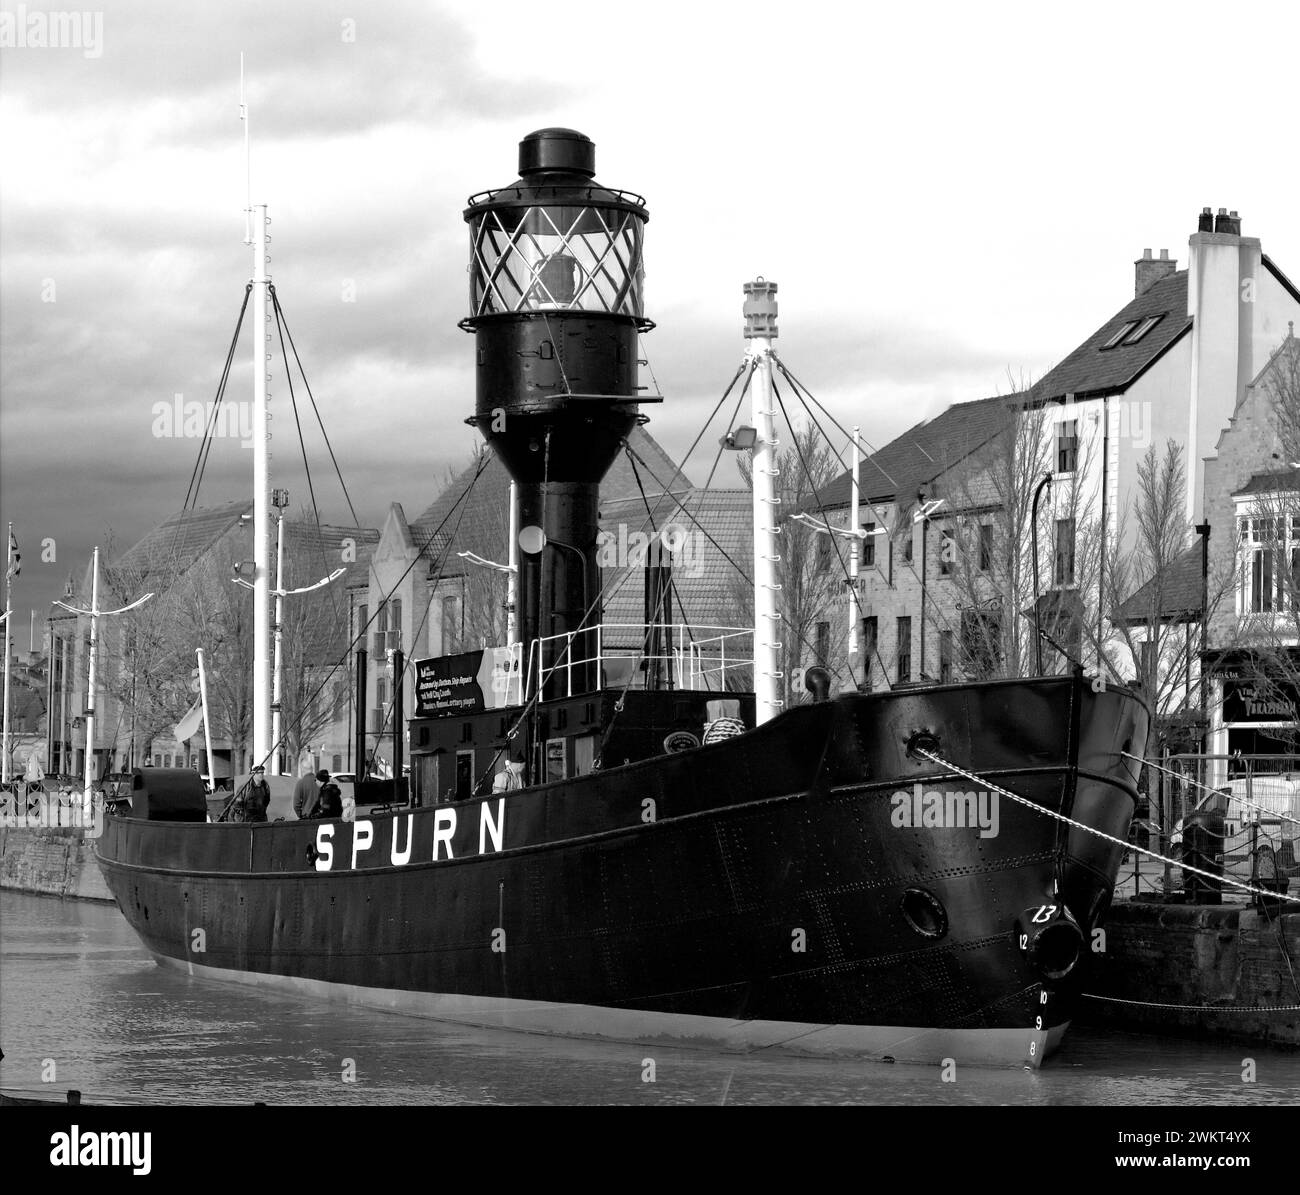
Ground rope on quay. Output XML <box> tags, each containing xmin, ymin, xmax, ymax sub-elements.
<box><xmin>1081</xmin><ymin>993</ymin><xmax>1300</xmax><ymax>1014</ymax></box>
<box><xmin>911</xmin><ymin>747</ymin><xmax>1300</xmax><ymax>907</ymax></box>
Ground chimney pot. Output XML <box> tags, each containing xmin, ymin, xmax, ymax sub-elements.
<box><xmin>1198</xmin><ymin>207</ymin><xmax>1214</xmax><ymax>232</ymax></box>
<box><xmin>1159</xmin><ymin>248</ymin><xmax>1169</xmax><ymax>260</ymax></box>
<box><xmin>1213</xmin><ymin>208</ymin><xmax>1242</xmax><ymax>235</ymax></box>
<box><xmin>1142</xmin><ymin>247</ymin><xmax>1152</xmax><ymax>260</ymax></box>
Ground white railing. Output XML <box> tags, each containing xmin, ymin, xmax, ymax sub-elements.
<box><xmin>515</xmin><ymin>623</ymin><xmax>752</xmax><ymax>702</ymax></box>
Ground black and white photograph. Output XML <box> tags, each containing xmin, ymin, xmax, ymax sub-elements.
<box><xmin>1</xmin><ymin>0</ymin><xmax>1298</xmax><ymax>1153</ymax></box>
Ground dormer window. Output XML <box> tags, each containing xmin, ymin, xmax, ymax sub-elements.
<box><xmin>1101</xmin><ymin>314</ymin><xmax>1165</xmax><ymax>350</ymax></box>
<box><xmin>1125</xmin><ymin>314</ymin><xmax>1164</xmax><ymax>344</ymax></box>
<box><xmin>1102</xmin><ymin>321</ymin><xmax>1139</xmax><ymax>349</ymax></box>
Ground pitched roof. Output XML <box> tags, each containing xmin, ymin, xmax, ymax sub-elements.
<box><xmin>108</xmin><ymin>501</ymin><xmax>251</xmax><ymax>587</ymax></box>
<box><xmin>600</xmin><ymin>488</ymin><xmax>752</xmax><ymax>638</ymax></box>
<box><xmin>285</xmin><ymin>521</ymin><xmax>380</xmax><ymax>662</ymax></box>
<box><xmin>1116</xmin><ymin>543</ymin><xmax>1204</xmax><ymax>623</ymax></box>
<box><xmin>1031</xmin><ymin>270</ymin><xmax>1191</xmax><ymax>402</ymax></box>
<box><xmin>1234</xmin><ymin>467</ymin><xmax>1300</xmax><ymax>497</ymax></box>
<box><xmin>409</xmin><ymin>426</ymin><xmax>694</xmax><ymax>575</ymax></box>
<box><xmin>815</xmin><ymin>393</ymin><xmax>1014</xmax><ymax>509</ymax></box>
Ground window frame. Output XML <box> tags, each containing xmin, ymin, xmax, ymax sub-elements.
<box><xmin>896</xmin><ymin>616</ymin><xmax>912</xmax><ymax>683</ymax></box>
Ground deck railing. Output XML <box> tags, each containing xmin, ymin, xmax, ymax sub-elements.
<box><xmin>514</xmin><ymin>622</ymin><xmax>752</xmax><ymax>704</ymax></box>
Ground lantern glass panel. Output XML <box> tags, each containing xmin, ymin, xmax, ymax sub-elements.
<box><xmin>469</xmin><ymin>204</ymin><xmax>644</xmax><ymax>319</ymax></box>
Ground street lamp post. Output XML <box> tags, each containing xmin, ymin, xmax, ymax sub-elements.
<box><xmin>52</xmin><ymin>546</ymin><xmax>153</xmax><ymax>808</ymax></box>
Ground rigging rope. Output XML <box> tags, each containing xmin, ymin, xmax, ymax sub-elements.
<box><xmin>269</xmin><ymin>289</ymin><xmax>362</xmax><ymax>529</ymax></box>
<box><xmin>255</xmin><ymin>448</ymin><xmax>496</xmax><ymax>774</ymax></box>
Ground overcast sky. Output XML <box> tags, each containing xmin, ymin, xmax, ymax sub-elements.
<box><xmin>2</xmin><ymin>0</ymin><xmax>1298</xmax><ymax>643</ymax></box>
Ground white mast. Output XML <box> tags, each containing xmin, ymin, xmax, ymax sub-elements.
<box><xmin>243</xmin><ymin>57</ymin><xmax>272</xmax><ymax>772</ymax></box>
<box><xmin>848</xmin><ymin>425</ymin><xmax>861</xmax><ymax>658</ymax></box>
<box><xmin>196</xmin><ymin>648</ymin><xmax>217</xmax><ymax>790</ymax></box>
<box><xmin>507</xmin><ymin>481</ymin><xmax>519</xmax><ymax>645</ymax></box>
<box><xmin>83</xmin><ymin>547</ymin><xmax>99</xmax><ymax>800</ymax></box>
<box><xmin>744</xmin><ymin>280</ymin><xmax>782</xmax><ymax>726</ymax></box>
<box><xmin>235</xmin><ymin>491</ymin><xmax>343</xmax><ymax>775</ymax></box>
<box><xmin>1</xmin><ymin>523</ymin><xmax>12</xmax><ymax>784</ymax></box>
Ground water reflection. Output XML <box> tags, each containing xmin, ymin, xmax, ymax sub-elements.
<box><xmin>3</xmin><ymin>892</ymin><xmax>1297</xmax><ymax>1106</ymax></box>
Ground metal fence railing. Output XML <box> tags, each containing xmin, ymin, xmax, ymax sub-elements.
<box><xmin>1121</xmin><ymin>753</ymin><xmax>1300</xmax><ymax>902</ymax></box>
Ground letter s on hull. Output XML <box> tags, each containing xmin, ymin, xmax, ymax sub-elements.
<box><xmin>315</xmin><ymin>825</ymin><xmax>334</xmax><ymax>871</ymax></box>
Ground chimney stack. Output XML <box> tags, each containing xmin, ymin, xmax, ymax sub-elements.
<box><xmin>1135</xmin><ymin>246</ymin><xmax>1177</xmax><ymax>296</ymax></box>
<box><xmin>1213</xmin><ymin>208</ymin><xmax>1242</xmax><ymax>236</ymax></box>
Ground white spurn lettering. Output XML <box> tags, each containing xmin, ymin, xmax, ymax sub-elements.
<box><xmin>350</xmin><ymin>820</ymin><xmax>374</xmax><ymax>869</ymax></box>
<box><xmin>391</xmin><ymin>814</ymin><xmax>414</xmax><ymax>866</ymax></box>
<box><xmin>433</xmin><ymin>808</ymin><xmax>457</xmax><ymax>860</ymax></box>
<box><xmin>315</xmin><ymin>825</ymin><xmax>334</xmax><ymax>871</ymax></box>
<box><xmin>479</xmin><ymin>799</ymin><xmax>505</xmax><ymax>855</ymax></box>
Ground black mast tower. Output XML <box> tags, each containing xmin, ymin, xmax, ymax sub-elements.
<box><xmin>461</xmin><ymin>128</ymin><xmax>653</xmax><ymax>701</ymax></box>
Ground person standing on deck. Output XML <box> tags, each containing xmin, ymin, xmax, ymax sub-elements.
<box><xmin>294</xmin><ymin>769</ymin><xmax>329</xmax><ymax>819</ymax></box>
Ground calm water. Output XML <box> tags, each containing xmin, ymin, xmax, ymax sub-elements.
<box><xmin>2</xmin><ymin>890</ymin><xmax>1298</xmax><ymax>1106</ymax></box>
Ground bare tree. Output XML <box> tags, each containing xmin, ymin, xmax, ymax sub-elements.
<box><xmin>939</xmin><ymin>393</ymin><xmax>1102</xmax><ymax>680</ymax></box>
<box><xmin>1102</xmin><ymin>440</ymin><xmax>1232</xmax><ymax>753</ymax></box>
<box><xmin>173</xmin><ymin>539</ymin><xmax>256</xmax><ymax>772</ymax></box>
<box><xmin>98</xmin><ymin>534</ymin><xmax>192</xmax><ymax>766</ymax></box>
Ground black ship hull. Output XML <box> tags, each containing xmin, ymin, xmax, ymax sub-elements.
<box><xmin>96</xmin><ymin>675</ymin><xmax>1147</xmax><ymax>1068</ymax></box>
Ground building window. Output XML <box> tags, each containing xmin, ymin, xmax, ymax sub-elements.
<box><xmin>1056</xmin><ymin>420</ymin><xmax>1078</xmax><ymax>474</ymax></box>
<box><xmin>441</xmin><ymin>595</ymin><xmax>461</xmax><ymax>654</ymax></box>
<box><xmin>939</xmin><ymin>630</ymin><xmax>953</xmax><ymax>684</ymax></box>
<box><xmin>455</xmin><ymin>750</ymin><xmax>474</xmax><ymax>801</ymax></box>
<box><xmin>355</xmin><ymin>602</ymin><xmax>368</xmax><ymax>648</ymax></box>
<box><xmin>1239</xmin><ymin>515</ymin><xmax>1292</xmax><ymax>613</ymax></box>
<box><xmin>815</xmin><ymin>536</ymin><xmax>833</xmax><ymax>573</ymax></box>
<box><xmin>979</xmin><ymin>523</ymin><xmax>994</xmax><ymax>572</ymax></box>
<box><xmin>860</xmin><ymin>616</ymin><xmax>877</xmax><ymax>689</ymax></box>
<box><xmin>1054</xmin><ymin>518</ymin><xmax>1076</xmax><ymax>586</ymax></box>
<box><xmin>896</xmin><ymin>617</ymin><xmax>912</xmax><ymax>683</ymax></box>
<box><xmin>815</xmin><ymin>620</ymin><xmax>830</xmax><ymax>669</ymax></box>
<box><xmin>862</xmin><ymin>522</ymin><xmax>875</xmax><ymax>568</ymax></box>
<box><xmin>938</xmin><ymin>524</ymin><xmax>955</xmax><ymax>576</ymax></box>
<box><xmin>902</xmin><ymin>531</ymin><xmax>914</xmax><ymax>564</ymax></box>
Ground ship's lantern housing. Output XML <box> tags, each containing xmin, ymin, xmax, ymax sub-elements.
<box><xmin>463</xmin><ymin>129</ymin><xmax>650</xmax><ymax>328</ymax></box>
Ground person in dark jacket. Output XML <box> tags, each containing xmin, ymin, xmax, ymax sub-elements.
<box><xmin>317</xmin><ymin>782</ymin><xmax>343</xmax><ymax>820</ymax></box>
<box><xmin>294</xmin><ymin>769</ymin><xmax>329</xmax><ymax>819</ymax></box>
<box><xmin>243</xmin><ymin>766</ymin><xmax>271</xmax><ymax>823</ymax></box>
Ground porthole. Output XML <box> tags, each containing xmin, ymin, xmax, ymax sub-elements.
<box><xmin>900</xmin><ymin>888</ymin><xmax>948</xmax><ymax>939</ymax></box>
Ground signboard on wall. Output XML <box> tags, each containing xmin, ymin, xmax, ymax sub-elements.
<box><xmin>1221</xmin><ymin>676</ymin><xmax>1300</xmax><ymax>724</ymax></box>
<box><xmin>415</xmin><ymin>648</ymin><xmax>516</xmax><ymax>718</ymax></box>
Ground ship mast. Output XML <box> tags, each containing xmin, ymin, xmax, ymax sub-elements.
<box><xmin>243</xmin><ymin>58</ymin><xmax>271</xmax><ymax>770</ymax></box>
<box><xmin>744</xmin><ymin>280</ymin><xmax>782</xmax><ymax>726</ymax></box>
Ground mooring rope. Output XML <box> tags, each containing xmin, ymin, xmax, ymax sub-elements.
<box><xmin>1081</xmin><ymin>993</ymin><xmax>1300</xmax><ymax>1013</ymax></box>
<box><xmin>911</xmin><ymin>747</ymin><xmax>1300</xmax><ymax>906</ymax></box>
